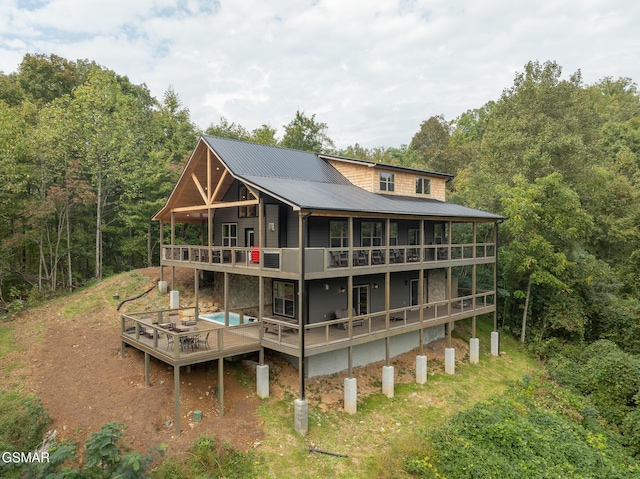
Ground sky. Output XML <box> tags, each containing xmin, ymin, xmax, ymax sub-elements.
<box><xmin>1</xmin><ymin>0</ymin><xmax>639</xmax><ymax>149</ymax></box>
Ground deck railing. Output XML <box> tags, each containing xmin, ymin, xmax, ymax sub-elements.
<box><xmin>161</xmin><ymin>242</ymin><xmax>496</xmax><ymax>274</ymax></box>
<box><xmin>120</xmin><ymin>308</ymin><xmax>261</xmax><ymax>362</ymax></box>
<box><xmin>261</xmin><ymin>290</ymin><xmax>495</xmax><ymax>350</ymax></box>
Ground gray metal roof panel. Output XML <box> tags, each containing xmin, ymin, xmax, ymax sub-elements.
<box><xmin>242</xmin><ymin>176</ymin><xmax>503</xmax><ymax>219</ymax></box>
<box><xmin>202</xmin><ymin>135</ymin><xmax>351</xmax><ymax>185</ymax></box>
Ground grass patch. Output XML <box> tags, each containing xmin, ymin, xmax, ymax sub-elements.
<box><xmin>251</xmin><ymin>320</ymin><xmax>536</xmax><ymax>478</ymax></box>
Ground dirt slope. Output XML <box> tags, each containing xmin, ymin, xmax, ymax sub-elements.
<box><xmin>0</xmin><ymin>267</ymin><xmax>466</xmax><ymax>457</ymax></box>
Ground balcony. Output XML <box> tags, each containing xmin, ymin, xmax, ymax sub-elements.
<box><xmin>161</xmin><ymin>242</ymin><xmax>496</xmax><ymax>277</ymax></box>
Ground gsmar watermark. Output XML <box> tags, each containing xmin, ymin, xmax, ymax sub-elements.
<box><xmin>2</xmin><ymin>451</ymin><xmax>50</xmax><ymax>464</ymax></box>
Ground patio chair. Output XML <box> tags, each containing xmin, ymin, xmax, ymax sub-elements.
<box><xmin>165</xmin><ymin>333</ymin><xmax>174</xmax><ymax>351</ymax></box>
<box><xmin>197</xmin><ymin>332</ymin><xmax>211</xmax><ymax>350</ymax></box>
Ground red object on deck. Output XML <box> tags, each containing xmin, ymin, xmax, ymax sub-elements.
<box><xmin>251</xmin><ymin>246</ymin><xmax>260</xmax><ymax>263</ymax></box>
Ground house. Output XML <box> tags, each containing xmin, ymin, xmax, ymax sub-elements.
<box><xmin>121</xmin><ymin>135</ymin><xmax>503</xmax><ymax>435</ymax></box>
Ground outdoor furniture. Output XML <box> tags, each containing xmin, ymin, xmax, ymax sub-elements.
<box><xmin>165</xmin><ymin>333</ymin><xmax>174</xmax><ymax>351</ymax></box>
<box><xmin>335</xmin><ymin>308</ymin><xmax>365</xmax><ymax>330</ymax></box>
<box><xmin>197</xmin><ymin>332</ymin><xmax>210</xmax><ymax>349</ymax></box>
<box><xmin>372</xmin><ymin>249</ymin><xmax>385</xmax><ymax>264</ymax></box>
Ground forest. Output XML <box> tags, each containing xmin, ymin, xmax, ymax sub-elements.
<box><xmin>2</xmin><ymin>54</ymin><xmax>640</xmax><ymax>477</ymax></box>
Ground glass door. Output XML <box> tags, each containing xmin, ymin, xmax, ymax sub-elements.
<box><xmin>353</xmin><ymin>285</ymin><xmax>369</xmax><ymax>316</ymax></box>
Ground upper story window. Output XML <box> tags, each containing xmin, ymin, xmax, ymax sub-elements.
<box><xmin>238</xmin><ymin>186</ymin><xmax>256</xmax><ymax>217</ymax></box>
<box><xmin>222</xmin><ymin>223</ymin><xmax>237</xmax><ymax>247</ymax></box>
<box><xmin>416</xmin><ymin>177</ymin><xmax>431</xmax><ymax>195</ymax></box>
<box><xmin>380</xmin><ymin>172</ymin><xmax>395</xmax><ymax>192</ymax></box>
<box><xmin>330</xmin><ymin>221</ymin><xmax>348</xmax><ymax>247</ymax></box>
<box><xmin>361</xmin><ymin>221</ymin><xmax>382</xmax><ymax>247</ymax></box>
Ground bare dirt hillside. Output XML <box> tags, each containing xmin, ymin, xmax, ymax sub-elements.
<box><xmin>0</xmin><ymin>267</ymin><xmax>467</xmax><ymax>457</ymax></box>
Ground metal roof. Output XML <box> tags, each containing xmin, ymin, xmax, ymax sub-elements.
<box><xmin>242</xmin><ymin>176</ymin><xmax>503</xmax><ymax>219</ymax></box>
<box><xmin>199</xmin><ymin>135</ymin><xmax>502</xmax><ymax>220</ymax></box>
<box><xmin>202</xmin><ymin>135</ymin><xmax>351</xmax><ymax>185</ymax></box>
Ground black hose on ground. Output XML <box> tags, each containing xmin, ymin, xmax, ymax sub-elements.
<box><xmin>116</xmin><ymin>283</ymin><xmax>157</xmax><ymax>311</ymax></box>
<box><xmin>308</xmin><ymin>448</ymin><xmax>348</xmax><ymax>458</ymax></box>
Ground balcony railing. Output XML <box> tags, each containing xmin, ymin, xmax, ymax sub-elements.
<box><xmin>161</xmin><ymin>242</ymin><xmax>496</xmax><ymax>275</ymax></box>
<box><xmin>261</xmin><ymin>290</ymin><xmax>496</xmax><ymax>351</ymax></box>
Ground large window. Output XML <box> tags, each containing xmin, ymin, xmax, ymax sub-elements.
<box><xmin>330</xmin><ymin>221</ymin><xmax>348</xmax><ymax>247</ymax></box>
<box><xmin>389</xmin><ymin>222</ymin><xmax>398</xmax><ymax>246</ymax></box>
<box><xmin>409</xmin><ymin>228</ymin><xmax>420</xmax><ymax>245</ymax></box>
<box><xmin>361</xmin><ymin>221</ymin><xmax>382</xmax><ymax>247</ymax></box>
<box><xmin>238</xmin><ymin>186</ymin><xmax>256</xmax><ymax>217</ymax></box>
<box><xmin>222</xmin><ymin>223</ymin><xmax>237</xmax><ymax>247</ymax></box>
<box><xmin>380</xmin><ymin>172</ymin><xmax>395</xmax><ymax>192</ymax></box>
<box><xmin>273</xmin><ymin>281</ymin><xmax>295</xmax><ymax>318</ymax></box>
<box><xmin>416</xmin><ymin>177</ymin><xmax>431</xmax><ymax>195</ymax></box>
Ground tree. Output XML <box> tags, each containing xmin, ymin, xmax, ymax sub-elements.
<box><xmin>280</xmin><ymin>110</ymin><xmax>335</xmax><ymax>152</ymax></box>
<box><xmin>205</xmin><ymin>117</ymin><xmax>251</xmax><ymax>141</ymax></box>
<box><xmin>499</xmin><ymin>173</ymin><xmax>592</xmax><ymax>342</ymax></box>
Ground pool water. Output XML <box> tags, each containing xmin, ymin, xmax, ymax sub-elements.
<box><xmin>199</xmin><ymin>312</ymin><xmax>254</xmax><ymax>326</ymax></box>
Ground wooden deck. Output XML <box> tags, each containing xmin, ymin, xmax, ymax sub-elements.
<box><xmin>121</xmin><ymin>293</ymin><xmax>495</xmax><ymax>366</ymax></box>
<box><xmin>120</xmin><ymin>312</ymin><xmax>262</xmax><ymax>367</ymax></box>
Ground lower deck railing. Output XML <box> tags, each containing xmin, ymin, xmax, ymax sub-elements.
<box><xmin>121</xmin><ymin>290</ymin><xmax>495</xmax><ymax>363</ymax></box>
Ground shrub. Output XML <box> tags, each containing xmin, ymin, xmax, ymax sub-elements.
<box><xmin>0</xmin><ymin>391</ymin><xmax>51</xmax><ymax>452</ymax></box>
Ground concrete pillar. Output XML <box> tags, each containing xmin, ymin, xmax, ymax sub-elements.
<box><xmin>382</xmin><ymin>365</ymin><xmax>394</xmax><ymax>398</ymax></box>
<box><xmin>256</xmin><ymin>364</ymin><xmax>269</xmax><ymax>399</ymax></box>
<box><xmin>445</xmin><ymin>348</ymin><xmax>455</xmax><ymax>374</ymax></box>
<box><xmin>294</xmin><ymin>398</ymin><xmax>308</xmax><ymax>436</ymax></box>
<box><xmin>158</xmin><ymin>281</ymin><xmax>168</xmax><ymax>294</ymax></box>
<box><xmin>170</xmin><ymin>290</ymin><xmax>179</xmax><ymax>309</ymax></box>
<box><xmin>344</xmin><ymin>377</ymin><xmax>357</xmax><ymax>414</ymax></box>
<box><xmin>416</xmin><ymin>355</ymin><xmax>427</xmax><ymax>384</ymax></box>
<box><xmin>470</xmin><ymin>338</ymin><xmax>480</xmax><ymax>364</ymax></box>
<box><xmin>491</xmin><ymin>331</ymin><xmax>500</xmax><ymax>356</ymax></box>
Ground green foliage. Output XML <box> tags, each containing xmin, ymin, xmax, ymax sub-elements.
<box><xmin>150</xmin><ymin>436</ymin><xmax>258</xmax><ymax>479</ymax></box>
<box><xmin>546</xmin><ymin>340</ymin><xmax>640</xmax><ymax>427</ymax></box>
<box><xmin>417</xmin><ymin>377</ymin><xmax>640</xmax><ymax>478</ymax></box>
<box><xmin>280</xmin><ymin>110</ymin><xmax>335</xmax><ymax>152</ymax></box>
<box><xmin>0</xmin><ymin>391</ymin><xmax>51</xmax><ymax>453</ymax></box>
<box><xmin>27</xmin><ymin>422</ymin><xmax>163</xmax><ymax>479</ymax></box>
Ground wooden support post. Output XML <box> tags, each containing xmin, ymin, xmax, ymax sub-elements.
<box><xmin>224</xmin><ymin>271</ymin><xmax>229</xmax><ymax>326</ymax></box>
<box><xmin>385</xmin><ymin>270</ymin><xmax>390</xmax><ymax>365</ymax></box>
<box><xmin>145</xmin><ymin>352</ymin><xmax>150</xmax><ymax>388</ymax></box>
<box><xmin>218</xmin><ymin>357</ymin><xmax>224</xmax><ymax>417</ymax></box>
<box><xmin>174</xmin><ymin>365</ymin><xmax>180</xmax><ymax>436</ymax></box>
<box><xmin>348</xmin><ymin>346</ymin><xmax>353</xmax><ymax>378</ymax></box>
<box><xmin>194</xmin><ymin>269</ymin><xmax>199</xmax><ymax>321</ymax></box>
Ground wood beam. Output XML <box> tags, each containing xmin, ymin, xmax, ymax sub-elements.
<box><xmin>211</xmin><ymin>169</ymin><xmax>229</xmax><ymax>203</ymax></box>
<box><xmin>171</xmin><ymin>198</ymin><xmax>258</xmax><ymax>213</ymax></box>
<box><xmin>191</xmin><ymin>172</ymin><xmax>208</xmax><ymax>204</ymax></box>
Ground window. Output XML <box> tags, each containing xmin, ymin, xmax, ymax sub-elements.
<box><xmin>238</xmin><ymin>186</ymin><xmax>256</xmax><ymax>217</ymax></box>
<box><xmin>274</xmin><ymin>281</ymin><xmax>295</xmax><ymax>318</ymax></box>
<box><xmin>380</xmin><ymin>172</ymin><xmax>395</xmax><ymax>192</ymax></box>
<box><xmin>330</xmin><ymin>221</ymin><xmax>348</xmax><ymax>247</ymax></box>
<box><xmin>222</xmin><ymin>223</ymin><xmax>237</xmax><ymax>247</ymax></box>
<box><xmin>361</xmin><ymin>221</ymin><xmax>382</xmax><ymax>247</ymax></box>
<box><xmin>389</xmin><ymin>222</ymin><xmax>398</xmax><ymax>246</ymax></box>
<box><xmin>409</xmin><ymin>228</ymin><xmax>420</xmax><ymax>245</ymax></box>
<box><xmin>416</xmin><ymin>177</ymin><xmax>431</xmax><ymax>195</ymax></box>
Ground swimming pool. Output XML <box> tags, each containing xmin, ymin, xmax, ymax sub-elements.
<box><xmin>199</xmin><ymin>312</ymin><xmax>255</xmax><ymax>326</ymax></box>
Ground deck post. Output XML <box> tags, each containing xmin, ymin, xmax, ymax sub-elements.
<box><xmin>382</xmin><ymin>365</ymin><xmax>394</xmax><ymax>398</ymax></box>
<box><xmin>174</xmin><ymin>365</ymin><xmax>180</xmax><ymax>436</ymax></box>
<box><xmin>416</xmin><ymin>355</ymin><xmax>427</xmax><ymax>384</ymax></box>
<box><xmin>470</xmin><ymin>337</ymin><xmax>480</xmax><ymax>364</ymax></box>
<box><xmin>145</xmin><ymin>352</ymin><xmax>150</xmax><ymax>387</ymax></box>
<box><xmin>194</xmin><ymin>269</ymin><xmax>199</xmax><ymax>321</ymax></box>
<box><xmin>218</xmin><ymin>357</ymin><xmax>224</xmax><ymax>417</ymax></box>
<box><xmin>344</xmin><ymin>377</ymin><xmax>357</xmax><ymax>414</ymax></box>
<box><xmin>256</xmin><ymin>364</ymin><xmax>269</xmax><ymax>398</ymax></box>
<box><xmin>445</xmin><ymin>347</ymin><xmax>455</xmax><ymax>374</ymax></box>
<box><xmin>491</xmin><ymin>330</ymin><xmax>500</xmax><ymax>356</ymax></box>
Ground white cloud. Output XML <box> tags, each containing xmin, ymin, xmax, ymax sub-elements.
<box><xmin>1</xmin><ymin>0</ymin><xmax>639</xmax><ymax>148</ymax></box>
